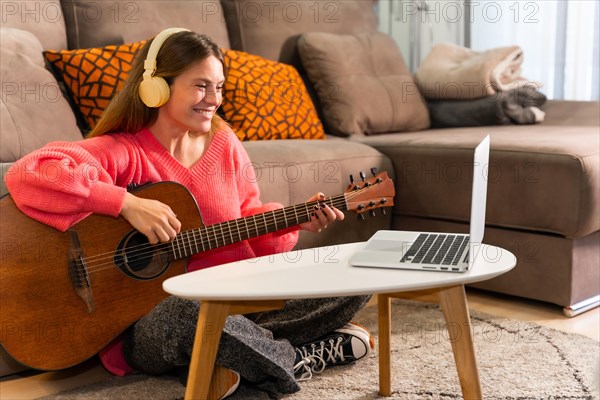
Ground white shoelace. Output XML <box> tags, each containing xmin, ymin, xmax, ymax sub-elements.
<box><xmin>293</xmin><ymin>337</ymin><xmax>346</xmax><ymax>381</ymax></box>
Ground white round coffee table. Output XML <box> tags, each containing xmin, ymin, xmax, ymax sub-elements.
<box><xmin>164</xmin><ymin>241</ymin><xmax>516</xmax><ymax>399</ymax></box>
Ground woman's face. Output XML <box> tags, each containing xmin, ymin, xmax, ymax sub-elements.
<box><xmin>160</xmin><ymin>55</ymin><xmax>225</xmax><ymax>135</ymax></box>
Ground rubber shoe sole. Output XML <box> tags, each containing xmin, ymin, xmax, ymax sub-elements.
<box><xmin>347</xmin><ymin>321</ymin><xmax>376</xmax><ymax>351</ymax></box>
<box><xmin>335</xmin><ymin>322</ymin><xmax>374</xmax><ymax>361</ymax></box>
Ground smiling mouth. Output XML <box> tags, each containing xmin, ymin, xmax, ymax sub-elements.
<box><xmin>193</xmin><ymin>108</ymin><xmax>214</xmax><ymax>116</ymax></box>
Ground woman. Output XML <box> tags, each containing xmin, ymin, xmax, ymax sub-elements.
<box><xmin>5</xmin><ymin>29</ymin><xmax>372</xmax><ymax>398</ymax></box>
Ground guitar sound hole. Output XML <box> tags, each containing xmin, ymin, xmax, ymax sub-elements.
<box><xmin>125</xmin><ymin>233</ymin><xmax>154</xmax><ymax>272</ymax></box>
<box><xmin>115</xmin><ymin>231</ymin><xmax>171</xmax><ymax>280</ymax></box>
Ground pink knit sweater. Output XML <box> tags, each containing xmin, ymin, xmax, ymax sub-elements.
<box><xmin>5</xmin><ymin>127</ymin><xmax>300</xmax><ymax>375</ymax></box>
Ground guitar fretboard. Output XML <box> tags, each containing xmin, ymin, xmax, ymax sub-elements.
<box><xmin>166</xmin><ymin>194</ymin><xmax>347</xmax><ymax>260</ymax></box>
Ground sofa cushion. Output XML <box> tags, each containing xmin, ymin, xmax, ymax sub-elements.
<box><xmin>242</xmin><ymin>139</ymin><xmax>394</xmax><ymax>250</ymax></box>
<box><xmin>0</xmin><ymin>28</ymin><xmax>82</xmax><ymax>163</ymax></box>
<box><xmin>353</xmin><ymin>108</ymin><xmax>600</xmax><ymax>239</ymax></box>
<box><xmin>0</xmin><ymin>0</ymin><xmax>68</xmax><ymax>50</ymax></box>
<box><xmin>221</xmin><ymin>49</ymin><xmax>325</xmax><ymax>141</ymax></box>
<box><xmin>221</xmin><ymin>0</ymin><xmax>378</xmax><ymax>66</ymax></box>
<box><xmin>44</xmin><ymin>41</ymin><xmax>146</xmax><ymax>130</ymax></box>
<box><xmin>60</xmin><ymin>0</ymin><xmax>230</xmax><ymax>49</ymax></box>
<box><xmin>298</xmin><ymin>32</ymin><xmax>430</xmax><ymax>137</ymax></box>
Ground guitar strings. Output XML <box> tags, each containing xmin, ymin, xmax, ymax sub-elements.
<box><xmin>81</xmin><ymin>196</ymin><xmax>349</xmax><ymax>274</ymax></box>
<box><xmin>81</xmin><ymin>194</ymin><xmax>345</xmax><ymax>264</ymax></box>
<box><xmin>79</xmin><ymin>191</ymin><xmax>365</xmax><ymax>275</ymax></box>
<box><xmin>80</xmin><ymin>196</ymin><xmax>350</xmax><ymax>275</ymax></box>
<box><xmin>78</xmin><ymin>186</ymin><xmax>385</xmax><ymax>275</ymax></box>
<box><xmin>80</xmin><ymin>184</ymin><xmax>385</xmax><ymax>275</ymax></box>
<box><xmin>81</xmin><ymin>189</ymin><xmax>364</xmax><ymax>264</ymax></box>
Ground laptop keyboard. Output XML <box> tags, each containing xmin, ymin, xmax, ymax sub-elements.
<box><xmin>400</xmin><ymin>234</ymin><xmax>470</xmax><ymax>265</ymax></box>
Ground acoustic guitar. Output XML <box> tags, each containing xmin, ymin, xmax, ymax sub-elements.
<box><xmin>0</xmin><ymin>171</ymin><xmax>394</xmax><ymax>371</ymax></box>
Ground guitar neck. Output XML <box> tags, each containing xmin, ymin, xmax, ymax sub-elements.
<box><xmin>166</xmin><ymin>194</ymin><xmax>348</xmax><ymax>260</ymax></box>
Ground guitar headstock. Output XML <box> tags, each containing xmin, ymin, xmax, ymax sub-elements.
<box><xmin>344</xmin><ymin>169</ymin><xmax>395</xmax><ymax>218</ymax></box>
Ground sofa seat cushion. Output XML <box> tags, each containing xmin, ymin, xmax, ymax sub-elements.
<box><xmin>353</xmin><ymin>107</ymin><xmax>599</xmax><ymax>239</ymax></box>
<box><xmin>242</xmin><ymin>139</ymin><xmax>394</xmax><ymax>249</ymax></box>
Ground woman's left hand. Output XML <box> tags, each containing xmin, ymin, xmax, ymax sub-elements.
<box><xmin>299</xmin><ymin>192</ymin><xmax>345</xmax><ymax>233</ymax></box>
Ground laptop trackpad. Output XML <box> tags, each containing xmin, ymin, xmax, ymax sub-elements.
<box><xmin>364</xmin><ymin>240</ymin><xmax>410</xmax><ymax>252</ymax></box>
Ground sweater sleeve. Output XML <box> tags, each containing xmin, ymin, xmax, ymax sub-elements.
<box><xmin>4</xmin><ymin>136</ymin><xmax>133</xmax><ymax>231</ymax></box>
<box><xmin>229</xmin><ymin>135</ymin><xmax>300</xmax><ymax>257</ymax></box>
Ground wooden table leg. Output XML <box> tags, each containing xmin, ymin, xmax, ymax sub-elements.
<box><xmin>184</xmin><ymin>300</ymin><xmax>286</xmax><ymax>400</ymax></box>
<box><xmin>185</xmin><ymin>301</ymin><xmax>230</xmax><ymax>400</ymax></box>
<box><xmin>377</xmin><ymin>294</ymin><xmax>392</xmax><ymax>396</ymax></box>
<box><xmin>438</xmin><ymin>285</ymin><xmax>482</xmax><ymax>399</ymax></box>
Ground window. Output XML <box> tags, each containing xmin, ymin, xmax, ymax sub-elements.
<box><xmin>379</xmin><ymin>0</ymin><xmax>599</xmax><ymax>100</ymax></box>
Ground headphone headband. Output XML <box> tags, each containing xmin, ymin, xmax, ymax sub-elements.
<box><xmin>143</xmin><ymin>27</ymin><xmax>191</xmax><ymax>79</ymax></box>
<box><xmin>139</xmin><ymin>27</ymin><xmax>191</xmax><ymax>107</ymax></box>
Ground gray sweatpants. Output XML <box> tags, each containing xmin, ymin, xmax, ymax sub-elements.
<box><xmin>122</xmin><ymin>295</ymin><xmax>371</xmax><ymax>394</ymax></box>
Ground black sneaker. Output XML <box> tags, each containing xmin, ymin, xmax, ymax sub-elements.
<box><xmin>293</xmin><ymin>322</ymin><xmax>374</xmax><ymax>381</ymax></box>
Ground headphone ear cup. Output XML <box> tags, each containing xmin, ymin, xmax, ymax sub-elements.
<box><xmin>139</xmin><ymin>76</ymin><xmax>170</xmax><ymax>108</ymax></box>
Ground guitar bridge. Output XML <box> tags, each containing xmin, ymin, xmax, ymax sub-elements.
<box><xmin>68</xmin><ymin>230</ymin><xmax>95</xmax><ymax>314</ymax></box>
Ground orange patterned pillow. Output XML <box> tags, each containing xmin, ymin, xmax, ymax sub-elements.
<box><xmin>44</xmin><ymin>41</ymin><xmax>146</xmax><ymax>130</ymax></box>
<box><xmin>221</xmin><ymin>49</ymin><xmax>325</xmax><ymax>141</ymax></box>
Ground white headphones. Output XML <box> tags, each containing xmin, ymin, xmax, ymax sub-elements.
<box><xmin>138</xmin><ymin>27</ymin><xmax>191</xmax><ymax>108</ymax></box>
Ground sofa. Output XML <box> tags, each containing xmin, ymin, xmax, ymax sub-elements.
<box><xmin>1</xmin><ymin>0</ymin><xmax>598</xmax><ymax>377</ymax></box>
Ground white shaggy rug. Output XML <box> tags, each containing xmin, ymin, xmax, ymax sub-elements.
<box><xmin>40</xmin><ymin>299</ymin><xmax>600</xmax><ymax>400</ymax></box>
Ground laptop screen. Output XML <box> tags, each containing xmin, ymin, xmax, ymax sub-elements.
<box><xmin>469</xmin><ymin>135</ymin><xmax>490</xmax><ymax>245</ymax></box>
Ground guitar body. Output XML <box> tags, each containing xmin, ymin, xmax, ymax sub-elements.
<box><xmin>0</xmin><ymin>182</ymin><xmax>200</xmax><ymax>370</ymax></box>
<box><xmin>0</xmin><ymin>171</ymin><xmax>395</xmax><ymax>371</ymax></box>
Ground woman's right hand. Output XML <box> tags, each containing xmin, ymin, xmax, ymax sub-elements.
<box><xmin>120</xmin><ymin>192</ymin><xmax>182</xmax><ymax>244</ymax></box>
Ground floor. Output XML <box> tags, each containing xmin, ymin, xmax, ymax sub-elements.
<box><xmin>1</xmin><ymin>288</ymin><xmax>598</xmax><ymax>399</ymax></box>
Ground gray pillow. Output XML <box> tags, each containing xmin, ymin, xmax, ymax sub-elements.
<box><xmin>298</xmin><ymin>32</ymin><xmax>430</xmax><ymax>137</ymax></box>
<box><xmin>1</xmin><ymin>28</ymin><xmax>82</xmax><ymax>163</ymax></box>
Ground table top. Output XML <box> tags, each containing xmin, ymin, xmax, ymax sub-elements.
<box><xmin>163</xmin><ymin>242</ymin><xmax>516</xmax><ymax>301</ymax></box>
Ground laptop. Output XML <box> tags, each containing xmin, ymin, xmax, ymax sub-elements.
<box><xmin>349</xmin><ymin>135</ymin><xmax>490</xmax><ymax>273</ymax></box>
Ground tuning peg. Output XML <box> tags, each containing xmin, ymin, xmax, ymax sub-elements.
<box><xmin>370</xmin><ymin>167</ymin><xmax>378</xmax><ymax>176</ymax></box>
<box><xmin>350</xmin><ymin>174</ymin><xmax>360</xmax><ymax>190</ymax></box>
<box><xmin>357</xmin><ymin>214</ymin><xmax>365</xmax><ymax>221</ymax></box>
<box><xmin>381</xmin><ymin>208</ymin><xmax>387</xmax><ymax>215</ymax></box>
<box><xmin>359</xmin><ymin>171</ymin><xmax>366</xmax><ymax>181</ymax></box>
<box><xmin>370</xmin><ymin>210</ymin><xmax>377</xmax><ymax>217</ymax></box>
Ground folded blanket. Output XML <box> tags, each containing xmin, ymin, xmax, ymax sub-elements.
<box><xmin>427</xmin><ymin>86</ymin><xmax>547</xmax><ymax>128</ymax></box>
<box><xmin>415</xmin><ymin>43</ymin><xmax>541</xmax><ymax>100</ymax></box>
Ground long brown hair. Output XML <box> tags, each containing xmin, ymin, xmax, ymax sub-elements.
<box><xmin>88</xmin><ymin>31</ymin><xmax>227</xmax><ymax>138</ymax></box>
